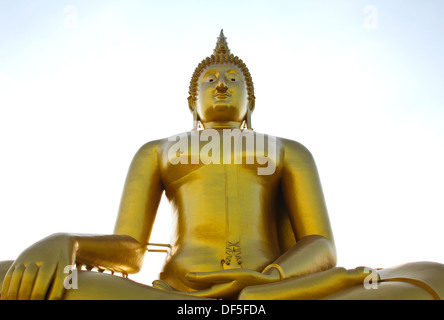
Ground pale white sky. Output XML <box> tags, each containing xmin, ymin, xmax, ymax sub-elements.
<box><xmin>1</xmin><ymin>0</ymin><xmax>443</xmax><ymax>285</ymax></box>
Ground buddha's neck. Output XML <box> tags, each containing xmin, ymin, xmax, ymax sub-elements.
<box><xmin>202</xmin><ymin>121</ymin><xmax>243</xmax><ymax>129</ymax></box>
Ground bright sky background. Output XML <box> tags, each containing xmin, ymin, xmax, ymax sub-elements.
<box><xmin>1</xmin><ymin>0</ymin><xmax>443</xmax><ymax>285</ymax></box>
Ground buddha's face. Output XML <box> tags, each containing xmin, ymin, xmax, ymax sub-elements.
<box><xmin>197</xmin><ymin>63</ymin><xmax>248</xmax><ymax>125</ymax></box>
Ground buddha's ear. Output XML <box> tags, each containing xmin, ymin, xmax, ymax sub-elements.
<box><xmin>188</xmin><ymin>96</ymin><xmax>201</xmax><ymax>130</ymax></box>
<box><xmin>188</xmin><ymin>96</ymin><xmax>197</xmax><ymax>112</ymax></box>
<box><xmin>245</xmin><ymin>98</ymin><xmax>255</xmax><ymax>130</ymax></box>
<box><xmin>247</xmin><ymin>98</ymin><xmax>255</xmax><ymax>113</ymax></box>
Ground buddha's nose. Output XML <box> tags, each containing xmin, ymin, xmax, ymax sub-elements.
<box><xmin>215</xmin><ymin>80</ymin><xmax>228</xmax><ymax>93</ymax></box>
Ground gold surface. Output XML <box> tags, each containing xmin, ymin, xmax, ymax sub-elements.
<box><xmin>1</xmin><ymin>30</ymin><xmax>443</xmax><ymax>300</ymax></box>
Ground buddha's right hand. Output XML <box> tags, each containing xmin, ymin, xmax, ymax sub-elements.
<box><xmin>1</xmin><ymin>233</ymin><xmax>77</xmax><ymax>300</ymax></box>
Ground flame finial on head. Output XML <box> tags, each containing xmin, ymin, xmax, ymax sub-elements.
<box><xmin>214</xmin><ymin>29</ymin><xmax>231</xmax><ymax>55</ymax></box>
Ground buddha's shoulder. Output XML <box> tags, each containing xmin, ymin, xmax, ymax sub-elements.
<box><xmin>134</xmin><ymin>132</ymin><xmax>314</xmax><ymax>159</ymax></box>
<box><xmin>135</xmin><ymin>131</ymin><xmax>192</xmax><ymax>154</ymax></box>
<box><xmin>275</xmin><ymin>136</ymin><xmax>315</xmax><ymax>161</ymax></box>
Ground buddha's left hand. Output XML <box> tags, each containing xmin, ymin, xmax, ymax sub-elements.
<box><xmin>185</xmin><ymin>268</ymin><xmax>280</xmax><ymax>299</ymax></box>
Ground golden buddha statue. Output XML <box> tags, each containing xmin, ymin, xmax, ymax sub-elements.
<box><xmin>1</xmin><ymin>30</ymin><xmax>443</xmax><ymax>300</ymax></box>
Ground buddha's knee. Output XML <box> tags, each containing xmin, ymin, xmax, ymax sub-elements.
<box><xmin>378</xmin><ymin>261</ymin><xmax>444</xmax><ymax>299</ymax></box>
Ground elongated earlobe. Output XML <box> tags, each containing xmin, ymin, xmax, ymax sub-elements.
<box><xmin>192</xmin><ymin>107</ymin><xmax>201</xmax><ymax>130</ymax></box>
<box><xmin>246</xmin><ymin>108</ymin><xmax>252</xmax><ymax>130</ymax></box>
<box><xmin>188</xmin><ymin>97</ymin><xmax>201</xmax><ymax>131</ymax></box>
<box><xmin>245</xmin><ymin>99</ymin><xmax>255</xmax><ymax>130</ymax></box>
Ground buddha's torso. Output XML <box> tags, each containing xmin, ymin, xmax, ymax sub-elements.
<box><xmin>156</xmin><ymin>130</ymin><xmax>284</xmax><ymax>291</ymax></box>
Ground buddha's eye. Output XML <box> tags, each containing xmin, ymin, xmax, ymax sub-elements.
<box><xmin>206</xmin><ymin>76</ymin><xmax>217</xmax><ymax>83</ymax></box>
<box><xmin>202</xmin><ymin>71</ymin><xmax>221</xmax><ymax>84</ymax></box>
<box><xmin>228</xmin><ymin>73</ymin><xmax>240</xmax><ymax>82</ymax></box>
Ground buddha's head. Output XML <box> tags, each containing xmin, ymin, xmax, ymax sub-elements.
<box><xmin>188</xmin><ymin>30</ymin><xmax>255</xmax><ymax>129</ymax></box>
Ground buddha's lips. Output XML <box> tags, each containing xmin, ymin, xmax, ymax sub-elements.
<box><xmin>214</xmin><ymin>93</ymin><xmax>231</xmax><ymax>99</ymax></box>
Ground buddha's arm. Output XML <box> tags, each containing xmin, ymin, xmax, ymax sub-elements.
<box><xmin>71</xmin><ymin>140</ymin><xmax>165</xmax><ymax>273</ymax></box>
<box><xmin>264</xmin><ymin>139</ymin><xmax>336</xmax><ymax>279</ymax></box>
<box><xmin>70</xmin><ymin>234</ymin><xmax>146</xmax><ymax>274</ymax></box>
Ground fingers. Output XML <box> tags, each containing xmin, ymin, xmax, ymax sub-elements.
<box><xmin>30</xmin><ymin>264</ymin><xmax>57</xmax><ymax>300</ymax></box>
<box><xmin>186</xmin><ymin>269</ymin><xmax>252</xmax><ymax>284</ymax></box>
<box><xmin>1</xmin><ymin>263</ymin><xmax>48</xmax><ymax>300</ymax></box>
<box><xmin>47</xmin><ymin>249</ymin><xmax>75</xmax><ymax>300</ymax></box>
<box><xmin>186</xmin><ymin>272</ymin><xmax>230</xmax><ymax>284</ymax></box>
<box><xmin>2</xmin><ymin>255</ymin><xmax>72</xmax><ymax>300</ymax></box>
<box><xmin>189</xmin><ymin>282</ymin><xmax>237</xmax><ymax>299</ymax></box>
<box><xmin>2</xmin><ymin>263</ymin><xmax>40</xmax><ymax>300</ymax></box>
<box><xmin>47</xmin><ymin>264</ymin><xmax>67</xmax><ymax>300</ymax></box>
<box><xmin>4</xmin><ymin>264</ymin><xmax>25</xmax><ymax>300</ymax></box>
<box><xmin>2</xmin><ymin>263</ymin><xmax>68</xmax><ymax>300</ymax></box>
<box><xmin>1</xmin><ymin>269</ymin><xmax>13</xmax><ymax>299</ymax></box>
<box><xmin>18</xmin><ymin>263</ymin><xmax>39</xmax><ymax>300</ymax></box>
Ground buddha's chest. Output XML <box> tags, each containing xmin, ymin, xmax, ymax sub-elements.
<box><xmin>159</xmin><ymin>130</ymin><xmax>282</xmax><ymax>187</ymax></box>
